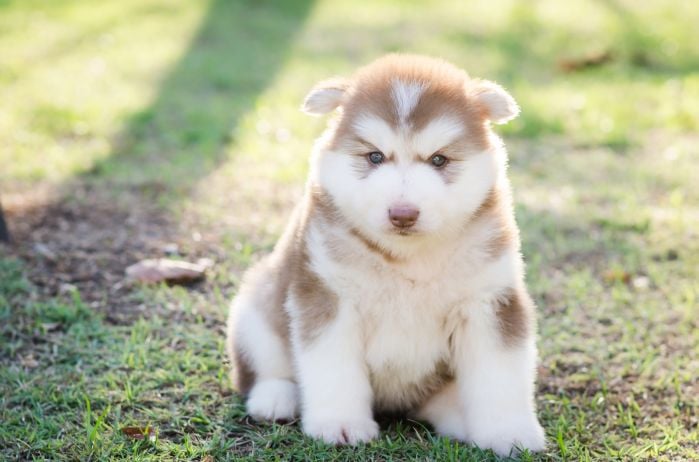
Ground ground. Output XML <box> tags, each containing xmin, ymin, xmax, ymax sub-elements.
<box><xmin>1</xmin><ymin>0</ymin><xmax>698</xmax><ymax>460</ymax></box>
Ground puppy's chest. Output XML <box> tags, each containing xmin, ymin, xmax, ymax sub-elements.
<box><xmin>356</xmin><ymin>272</ymin><xmax>463</xmax><ymax>410</ymax></box>
<box><xmin>316</xmin><ymin>235</ymin><xmax>474</xmax><ymax>408</ymax></box>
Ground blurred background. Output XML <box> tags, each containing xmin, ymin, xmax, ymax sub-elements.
<box><xmin>1</xmin><ymin>0</ymin><xmax>697</xmax><ymax>460</ymax></box>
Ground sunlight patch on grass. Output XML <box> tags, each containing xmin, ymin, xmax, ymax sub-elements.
<box><xmin>0</xmin><ymin>0</ymin><xmax>209</xmax><ymax>182</ymax></box>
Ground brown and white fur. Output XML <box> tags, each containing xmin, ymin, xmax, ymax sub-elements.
<box><xmin>226</xmin><ymin>54</ymin><xmax>545</xmax><ymax>456</ymax></box>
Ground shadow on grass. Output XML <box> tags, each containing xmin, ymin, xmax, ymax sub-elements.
<box><xmin>1</xmin><ymin>0</ymin><xmax>315</xmax><ymax>313</ymax></box>
<box><xmin>87</xmin><ymin>0</ymin><xmax>315</xmax><ymax>188</ymax></box>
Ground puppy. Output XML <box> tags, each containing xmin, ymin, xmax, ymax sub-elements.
<box><xmin>226</xmin><ymin>54</ymin><xmax>545</xmax><ymax>456</ymax></box>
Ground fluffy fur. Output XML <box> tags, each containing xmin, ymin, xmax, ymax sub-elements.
<box><xmin>226</xmin><ymin>54</ymin><xmax>545</xmax><ymax>456</ymax></box>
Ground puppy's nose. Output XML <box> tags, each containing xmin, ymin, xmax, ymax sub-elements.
<box><xmin>388</xmin><ymin>204</ymin><xmax>420</xmax><ymax>229</ymax></box>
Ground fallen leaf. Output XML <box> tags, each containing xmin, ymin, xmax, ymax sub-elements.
<box><xmin>125</xmin><ymin>258</ymin><xmax>210</xmax><ymax>285</ymax></box>
<box><xmin>19</xmin><ymin>354</ymin><xmax>39</xmax><ymax>369</ymax></box>
<box><xmin>602</xmin><ymin>268</ymin><xmax>631</xmax><ymax>284</ymax></box>
<box><xmin>558</xmin><ymin>50</ymin><xmax>613</xmax><ymax>73</ymax></box>
<box><xmin>121</xmin><ymin>426</ymin><xmax>156</xmax><ymax>442</ymax></box>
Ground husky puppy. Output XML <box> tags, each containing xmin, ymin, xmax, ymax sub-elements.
<box><xmin>226</xmin><ymin>54</ymin><xmax>545</xmax><ymax>455</ymax></box>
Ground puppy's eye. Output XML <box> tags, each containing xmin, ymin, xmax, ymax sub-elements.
<box><xmin>367</xmin><ymin>151</ymin><xmax>385</xmax><ymax>165</ymax></box>
<box><xmin>429</xmin><ymin>153</ymin><xmax>448</xmax><ymax>168</ymax></box>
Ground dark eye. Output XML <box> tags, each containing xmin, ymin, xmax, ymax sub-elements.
<box><xmin>430</xmin><ymin>153</ymin><xmax>448</xmax><ymax>168</ymax></box>
<box><xmin>367</xmin><ymin>151</ymin><xmax>385</xmax><ymax>165</ymax></box>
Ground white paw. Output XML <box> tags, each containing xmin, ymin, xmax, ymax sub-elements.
<box><xmin>303</xmin><ymin>417</ymin><xmax>379</xmax><ymax>445</ymax></box>
<box><xmin>468</xmin><ymin>417</ymin><xmax>545</xmax><ymax>456</ymax></box>
<box><xmin>246</xmin><ymin>379</ymin><xmax>299</xmax><ymax>422</ymax></box>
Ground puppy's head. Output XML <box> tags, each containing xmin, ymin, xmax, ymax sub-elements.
<box><xmin>304</xmin><ymin>54</ymin><xmax>518</xmax><ymax>248</ymax></box>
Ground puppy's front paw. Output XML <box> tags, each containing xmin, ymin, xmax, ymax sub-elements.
<box><xmin>469</xmin><ymin>417</ymin><xmax>545</xmax><ymax>456</ymax></box>
<box><xmin>303</xmin><ymin>417</ymin><xmax>379</xmax><ymax>445</ymax></box>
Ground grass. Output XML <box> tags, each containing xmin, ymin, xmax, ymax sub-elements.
<box><xmin>1</xmin><ymin>0</ymin><xmax>698</xmax><ymax>460</ymax></box>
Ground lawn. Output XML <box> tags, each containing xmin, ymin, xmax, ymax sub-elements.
<box><xmin>1</xmin><ymin>0</ymin><xmax>698</xmax><ymax>460</ymax></box>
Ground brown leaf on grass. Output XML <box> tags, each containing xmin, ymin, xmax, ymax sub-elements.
<box><xmin>125</xmin><ymin>258</ymin><xmax>211</xmax><ymax>285</ymax></box>
<box><xmin>602</xmin><ymin>268</ymin><xmax>632</xmax><ymax>284</ymax></box>
<box><xmin>19</xmin><ymin>354</ymin><xmax>39</xmax><ymax>369</ymax></box>
<box><xmin>558</xmin><ymin>50</ymin><xmax>613</xmax><ymax>73</ymax></box>
<box><xmin>120</xmin><ymin>426</ymin><xmax>156</xmax><ymax>441</ymax></box>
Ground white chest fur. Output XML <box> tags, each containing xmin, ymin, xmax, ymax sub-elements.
<box><xmin>309</xmin><ymin>226</ymin><xmax>474</xmax><ymax>410</ymax></box>
<box><xmin>305</xmin><ymin>215</ymin><xmax>519</xmax><ymax>410</ymax></box>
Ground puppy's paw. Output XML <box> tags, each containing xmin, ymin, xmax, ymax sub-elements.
<box><xmin>468</xmin><ymin>417</ymin><xmax>545</xmax><ymax>456</ymax></box>
<box><xmin>303</xmin><ymin>417</ymin><xmax>379</xmax><ymax>445</ymax></box>
<box><xmin>246</xmin><ymin>379</ymin><xmax>299</xmax><ymax>422</ymax></box>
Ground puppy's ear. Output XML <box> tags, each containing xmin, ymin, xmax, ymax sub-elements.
<box><xmin>469</xmin><ymin>80</ymin><xmax>520</xmax><ymax>124</ymax></box>
<box><xmin>301</xmin><ymin>78</ymin><xmax>350</xmax><ymax>115</ymax></box>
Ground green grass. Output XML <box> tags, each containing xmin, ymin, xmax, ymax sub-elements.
<box><xmin>1</xmin><ymin>0</ymin><xmax>698</xmax><ymax>460</ymax></box>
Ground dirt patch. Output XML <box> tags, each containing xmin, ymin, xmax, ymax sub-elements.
<box><xmin>1</xmin><ymin>182</ymin><xmax>217</xmax><ymax>323</ymax></box>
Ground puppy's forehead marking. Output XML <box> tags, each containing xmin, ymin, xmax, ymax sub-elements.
<box><xmin>413</xmin><ymin>115</ymin><xmax>465</xmax><ymax>155</ymax></box>
<box><xmin>391</xmin><ymin>79</ymin><xmax>426</xmax><ymax>123</ymax></box>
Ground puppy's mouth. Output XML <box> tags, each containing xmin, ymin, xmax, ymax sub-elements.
<box><xmin>388</xmin><ymin>227</ymin><xmax>421</xmax><ymax>237</ymax></box>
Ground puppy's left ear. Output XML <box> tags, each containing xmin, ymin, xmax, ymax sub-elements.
<box><xmin>469</xmin><ymin>80</ymin><xmax>520</xmax><ymax>124</ymax></box>
<box><xmin>301</xmin><ymin>78</ymin><xmax>350</xmax><ymax>116</ymax></box>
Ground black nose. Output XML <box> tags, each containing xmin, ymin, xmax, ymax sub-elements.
<box><xmin>388</xmin><ymin>205</ymin><xmax>419</xmax><ymax>228</ymax></box>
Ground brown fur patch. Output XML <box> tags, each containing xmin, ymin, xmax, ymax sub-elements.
<box><xmin>471</xmin><ymin>186</ymin><xmax>518</xmax><ymax>259</ymax></box>
<box><xmin>473</xmin><ymin>187</ymin><xmax>501</xmax><ymax>220</ymax></box>
<box><xmin>310</xmin><ymin>185</ymin><xmax>340</xmax><ymax>222</ymax></box>
<box><xmin>227</xmin><ymin>201</ymin><xmax>306</xmax><ymax>394</ymax></box>
<box><xmin>284</xmin><ymin>188</ymin><xmax>342</xmax><ymax>344</ymax></box>
<box><xmin>349</xmin><ymin>227</ymin><xmax>399</xmax><ymax>263</ymax></box>
<box><xmin>232</xmin><ymin>347</ymin><xmax>257</xmax><ymax>395</ymax></box>
<box><xmin>409</xmin><ymin>85</ymin><xmax>490</xmax><ymax>154</ymax></box>
<box><xmin>494</xmin><ymin>287</ymin><xmax>534</xmax><ymax>346</ymax></box>
<box><xmin>290</xmin><ymin>248</ymin><xmax>340</xmax><ymax>344</ymax></box>
<box><xmin>486</xmin><ymin>223</ymin><xmax>517</xmax><ymax>259</ymax></box>
<box><xmin>257</xmin><ymin>213</ymin><xmax>302</xmax><ymax>347</ymax></box>
<box><xmin>267</xmin><ymin>272</ymin><xmax>293</xmax><ymax>343</ymax></box>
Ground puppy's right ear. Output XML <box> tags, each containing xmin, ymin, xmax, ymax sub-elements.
<box><xmin>301</xmin><ymin>78</ymin><xmax>349</xmax><ymax>115</ymax></box>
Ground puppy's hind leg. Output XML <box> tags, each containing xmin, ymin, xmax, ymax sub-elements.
<box><xmin>226</xmin><ymin>263</ymin><xmax>298</xmax><ymax>422</ymax></box>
